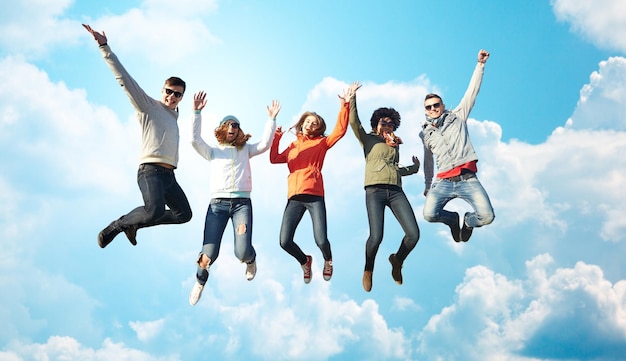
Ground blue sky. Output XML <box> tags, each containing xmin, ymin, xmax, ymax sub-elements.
<box><xmin>1</xmin><ymin>0</ymin><xmax>626</xmax><ymax>360</ymax></box>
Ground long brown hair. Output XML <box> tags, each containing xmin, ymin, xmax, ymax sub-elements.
<box><xmin>214</xmin><ymin>123</ymin><xmax>251</xmax><ymax>149</ymax></box>
<box><xmin>289</xmin><ymin>111</ymin><xmax>326</xmax><ymax>137</ymax></box>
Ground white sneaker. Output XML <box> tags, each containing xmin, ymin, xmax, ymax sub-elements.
<box><xmin>189</xmin><ymin>280</ymin><xmax>204</xmax><ymax>306</ymax></box>
<box><xmin>246</xmin><ymin>260</ymin><xmax>257</xmax><ymax>281</ymax></box>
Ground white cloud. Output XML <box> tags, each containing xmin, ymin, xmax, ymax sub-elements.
<box><xmin>0</xmin><ymin>55</ymin><xmax>139</xmax><ymax>194</ymax></box>
<box><xmin>392</xmin><ymin>296</ymin><xmax>422</xmax><ymax>312</ymax></box>
<box><xmin>417</xmin><ymin>254</ymin><xmax>626</xmax><ymax>360</ymax></box>
<box><xmin>88</xmin><ymin>0</ymin><xmax>220</xmax><ymax>68</ymax></box>
<box><xmin>1</xmin><ymin>336</ymin><xmax>180</xmax><ymax>361</ymax></box>
<box><xmin>0</xmin><ymin>0</ymin><xmax>78</xmax><ymax>57</ymax></box>
<box><xmin>551</xmin><ymin>0</ymin><xmax>626</xmax><ymax>53</ymax></box>
<box><xmin>568</xmin><ymin>57</ymin><xmax>626</xmax><ymax>131</ymax></box>
<box><xmin>181</xmin><ymin>255</ymin><xmax>411</xmax><ymax>361</ymax></box>
<box><xmin>129</xmin><ymin>319</ymin><xmax>165</xmax><ymax>342</ymax></box>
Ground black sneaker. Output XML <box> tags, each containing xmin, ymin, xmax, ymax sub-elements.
<box><xmin>97</xmin><ymin>223</ymin><xmax>121</xmax><ymax>248</ymax></box>
<box><xmin>389</xmin><ymin>253</ymin><xmax>403</xmax><ymax>285</ymax></box>
<box><xmin>124</xmin><ymin>225</ymin><xmax>137</xmax><ymax>246</ymax></box>
<box><xmin>449</xmin><ymin>212</ymin><xmax>461</xmax><ymax>242</ymax></box>
<box><xmin>460</xmin><ymin>212</ymin><xmax>473</xmax><ymax>242</ymax></box>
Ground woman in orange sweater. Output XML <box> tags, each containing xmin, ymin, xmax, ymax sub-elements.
<box><xmin>270</xmin><ymin>82</ymin><xmax>359</xmax><ymax>283</ymax></box>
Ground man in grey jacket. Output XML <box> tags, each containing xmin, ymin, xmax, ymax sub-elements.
<box><xmin>83</xmin><ymin>24</ymin><xmax>192</xmax><ymax>248</ymax></box>
<box><xmin>419</xmin><ymin>49</ymin><xmax>495</xmax><ymax>243</ymax></box>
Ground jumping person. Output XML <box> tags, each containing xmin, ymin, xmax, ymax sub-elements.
<box><xmin>188</xmin><ymin>91</ymin><xmax>280</xmax><ymax>306</ymax></box>
<box><xmin>420</xmin><ymin>49</ymin><xmax>495</xmax><ymax>243</ymax></box>
<box><xmin>83</xmin><ymin>24</ymin><xmax>192</xmax><ymax>248</ymax></box>
<box><xmin>269</xmin><ymin>83</ymin><xmax>357</xmax><ymax>284</ymax></box>
<box><xmin>348</xmin><ymin>83</ymin><xmax>421</xmax><ymax>292</ymax></box>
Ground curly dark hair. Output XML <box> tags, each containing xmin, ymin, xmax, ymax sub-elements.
<box><xmin>214</xmin><ymin>123</ymin><xmax>251</xmax><ymax>149</ymax></box>
<box><xmin>369</xmin><ymin>107</ymin><xmax>401</xmax><ymax>131</ymax></box>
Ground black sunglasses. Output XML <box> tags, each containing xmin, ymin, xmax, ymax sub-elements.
<box><xmin>425</xmin><ymin>102</ymin><xmax>441</xmax><ymax>111</ymax></box>
<box><xmin>164</xmin><ymin>88</ymin><xmax>184</xmax><ymax>98</ymax></box>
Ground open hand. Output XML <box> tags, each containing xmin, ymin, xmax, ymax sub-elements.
<box><xmin>193</xmin><ymin>91</ymin><xmax>207</xmax><ymax>111</ymax></box>
<box><xmin>82</xmin><ymin>24</ymin><xmax>107</xmax><ymax>46</ymax></box>
<box><xmin>267</xmin><ymin>100</ymin><xmax>281</xmax><ymax>119</ymax></box>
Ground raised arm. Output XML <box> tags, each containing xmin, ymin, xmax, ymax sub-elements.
<box><xmin>250</xmin><ymin>100</ymin><xmax>280</xmax><ymax>157</ymax></box>
<box><xmin>269</xmin><ymin>126</ymin><xmax>287</xmax><ymax>164</ymax></box>
<box><xmin>82</xmin><ymin>24</ymin><xmax>155</xmax><ymax>112</ymax></box>
<box><xmin>347</xmin><ymin>82</ymin><xmax>367</xmax><ymax>147</ymax></box>
<box><xmin>324</xmin><ymin>82</ymin><xmax>360</xmax><ymax>148</ymax></box>
<box><xmin>190</xmin><ymin>91</ymin><xmax>214</xmax><ymax>161</ymax></box>
<box><xmin>453</xmin><ymin>49</ymin><xmax>490</xmax><ymax>121</ymax></box>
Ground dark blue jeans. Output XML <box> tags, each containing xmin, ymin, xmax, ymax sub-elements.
<box><xmin>116</xmin><ymin>164</ymin><xmax>192</xmax><ymax>231</ymax></box>
<box><xmin>364</xmin><ymin>185</ymin><xmax>419</xmax><ymax>271</ymax></box>
<box><xmin>196</xmin><ymin>198</ymin><xmax>255</xmax><ymax>284</ymax></box>
<box><xmin>279</xmin><ymin>194</ymin><xmax>332</xmax><ymax>265</ymax></box>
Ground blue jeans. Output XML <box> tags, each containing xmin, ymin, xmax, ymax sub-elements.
<box><xmin>423</xmin><ymin>175</ymin><xmax>495</xmax><ymax>228</ymax></box>
<box><xmin>364</xmin><ymin>185</ymin><xmax>420</xmax><ymax>272</ymax></box>
<box><xmin>116</xmin><ymin>163</ymin><xmax>192</xmax><ymax>231</ymax></box>
<box><xmin>279</xmin><ymin>194</ymin><xmax>332</xmax><ymax>265</ymax></box>
<box><xmin>196</xmin><ymin>198</ymin><xmax>255</xmax><ymax>284</ymax></box>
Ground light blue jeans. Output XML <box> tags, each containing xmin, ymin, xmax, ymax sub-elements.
<box><xmin>196</xmin><ymin>198</ymin><xmax>255</xmax><ymax>284</ymax></box>
<box><xmin>423</xmin><ymin>175</ymin><xmax>495</xmax><ymax>229</ymax></box>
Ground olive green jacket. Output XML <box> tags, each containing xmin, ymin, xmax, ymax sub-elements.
<box><xmin>349</xmin><ymin>96</ymin><xmax>418</xmax><ymax>188</ymax></box>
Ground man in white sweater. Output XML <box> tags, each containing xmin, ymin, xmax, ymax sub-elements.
<box><xmin>83</xmin><ymin>24</ymin><xmax>193</xmax><ymax>248</ymax></box>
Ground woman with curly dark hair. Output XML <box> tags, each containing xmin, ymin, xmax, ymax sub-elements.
<box><xmin>348</xmin><ymin>83</ymin><xmax>421</xmax><ymax>292</ymax></box>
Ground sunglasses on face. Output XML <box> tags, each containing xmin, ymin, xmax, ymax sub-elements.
<box><xmin>225</xmin><ymin>122</ymin><xmax>239</xmax><ymax>129</ymax></box>
<box><xmin>378</xmin><ymin>118</ymin><xmax>395</xmax><ymax>127</ymax></box>
<box><xmin>163</xmin><ymin>88</ymin><xmax>184</xmax><ymax>98</ymax></box>
<box><xmin>425</xmin><ymin>102</ymin><xmax>441</xmax><ymax>111</ymax></box>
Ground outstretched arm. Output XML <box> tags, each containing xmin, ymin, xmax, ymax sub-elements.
<box><xmin>251</xmin><ymin>100</ymin><xmax>281</xmax><ymax>156</ymax></box>
<box><xmin>453</xmin><ymin>49</ymin><xmax>490</xmax><ymax>121</ymax></box>
<box><xmin>326</xmin><ymin>82</ymin><xmax>361</xmax><ymax>148</ymax></box>
<box><xmin>82</xmin><ymin>24</ymin><xmax>154</xmax><ymax>112</ymax></box>
<box><xmin>191</xmin><ymin>91</ymin><xmax>214</xmax><ymax>161</ymax></box>
<box><xmin>347</xmin><ymin>82</ymin><xmax>367</xmax><ymax>147</ymax></box>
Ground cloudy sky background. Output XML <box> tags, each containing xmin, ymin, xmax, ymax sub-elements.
<box><xmin>2</xmin><ymin>0</ymin><xmax>626</xmax><ymax>360</ymax></box>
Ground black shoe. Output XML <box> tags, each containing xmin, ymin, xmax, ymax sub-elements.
<box><xmin>97</xmin><ymin>223</ymin><xmax>121</xmax><ymax>248</ymax></box>
<box><xmin>124</xmin><ymin>225</ymin><xmax>137</xmax><ymax>246</ymax></box>
<box><xmin>461</xmin><ymin>212</ymin><xmax>473</xmax><ymax>242</ymax></box>
<box><xmin>389</xmin><ymin>254</ymin><xmax>403</xmax><ymax>285</ymax></box>
<box><xmin>449</xmin><ymin>212</ymin><xmax>461</xmax><ymax>242</ymax></box>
